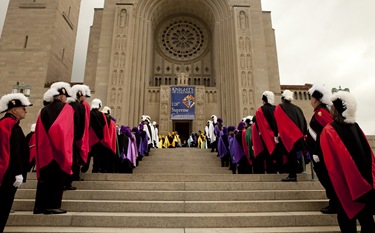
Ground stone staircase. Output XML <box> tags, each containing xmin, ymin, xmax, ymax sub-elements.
<box><xmin>5</xmin><ymin>148</ymin><xmax>342</xmax><ymax>233</ymax></box>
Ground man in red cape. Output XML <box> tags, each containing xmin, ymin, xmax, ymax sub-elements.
<box><xmin>255</xmin><ymin>91</ymin><xmax>280</xmax><ymax>174</ymax></box>
<box><xmin>0</xmin><ymin>93</ymin><xmax>32</xmax><ymax>232</ymax></box>
<box><xmin>34</xmin><ymin>82</ymin><xmax>74</xmax><ymax>215</ymax></box>
<box><xmin>321</xmin><ymin>91</ymin><xmax>375</xmax><ymax>232</ymax></box>
<box><xmin>306</xmin><ymin>84</ymin><xmax>338</xmax><ymax>214</ymax></box>
<box><xmin>63</xmin><ymin>84</ymin><xmax>91</xmax><ymax>190</ymax></box>
<box><xmin>274</xmin><ymin>90</ymin><xmax>307</xmax><ymax>182</ymax></box>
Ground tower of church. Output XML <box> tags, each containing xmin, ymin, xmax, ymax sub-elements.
<box><xmin>0</xmin><ymin>0</ymin><xmax>81</xmax><ymax>129</ymax></box>
<box><xmin>85</xmin><ymin>0</ymin><xmax>281</xmax><ymax>139</ymax></box>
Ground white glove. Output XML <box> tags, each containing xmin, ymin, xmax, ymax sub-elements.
<box><xmin>313</xmin><ymin>154</ymin><xmax>320</xmax><ymax>163</ymax></box>
<box><xmin>274</xmin><ymin>136</ymin><xmax>279</xmax><ymax>144</ymax></box>
<box><xmin>13</xmin><ymin>174</ymin><xmax>23</xmax><ymax>188</ymax></box>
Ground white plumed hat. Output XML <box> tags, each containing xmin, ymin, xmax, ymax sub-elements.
<box><xmin>331</xmin><ymin>91</ymin><xmax>356</xmax><ymax>124</ymax></box>
<box><xmin>281</xmin><ymin>90</ymin><xmax>294</xmax><ymax>101</ymax></box>
<box><xmin>262</xmin><ymin>91</ymin><xmax>275</xmax><ymax>105</ymax></box>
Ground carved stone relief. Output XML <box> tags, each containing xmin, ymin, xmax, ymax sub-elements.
<box><xmin>249</xmin><ymin>89</ymin><xmax>254</xmax><ymax>105</ymax></box>
<box><xmin>111</xmin><ymin>88</ymin><xmax>116</xmax><ymax>103</ymax></box>
<box><xmin>242</xmin><ymin>89</ymin><xmax>248</xmax><ymax>104</ymax></box>
<box><xmin>116</xmin><ymin>107</ymin><xmax>121</xmax><ymax>122</ymax></box>
<box><xmin>245</xmin><ymin>37</ymin><xmax>251</xmax><ymax>52</ymax></box>
<box><xmin>112</xmin><ymin>70</ymin><xmax>118</xmax><ymax>85</ymax></box>
<box><xmin>247</xmin><ymin>71</ymin><xmax>253</xmax><ymax>86</ymax></box>
<box><xmin>241</xmin><ymin>71</ymin><xmax>247</xmax><ymax>86</ymax></box>
<box><xmin>239</xmin><ymin>37</ymin><xmax>244</xmax><ymax>51</ymax></box>
<box><xmin>246</xmin><ymin>54</ymin><xmax>252</xmax><ymax>69</ymax></box>
<box><xmin>239</xmin><ymin>11</ymin><xmax>248</xmax><ymax>30</ymax></box>
<box><xmin>114</xmin><ymin>53</ymin><xmax>119</xmax><ymax>68</ymax></box>
<box><xmin>118</xmin><ymin>9</ymin><xmax>127</xmax><ymax>28</ymax></box>
<box><xmin>117</xmin><ymin>88</ymin><xmax>123</xmax><ymax>104</ymax></box>
<box><xmin>240</xmin><ymin>54</ymin><xmax>245</xmax><ymax>69</ymax></box>
<box><xmin>120</xmin><ymin>52</ymin><xmax>125</xmax><ymax>68</ymax></box>
<box><xmin>243</xmin><ymin>107</ymin><xmax>249</xmax><ymax>116</ymax></box>
<box><xmin>119</xmin><ymin>70</ymin><xmax>124</xmax><ymax>85</ymax></box>
<box><xmin>121</xmin><ymin>35</ymin><xmax>127</xmax><ymax>51</ymax></box>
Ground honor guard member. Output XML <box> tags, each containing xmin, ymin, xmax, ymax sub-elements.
<box><xmin>0</xmin><ymin>93</ymin><xmax>32</xmax><ymax>232</ymax></box>
<box><xmin>321</xmin><ymin>91</ymin><xmax>375</xmax><ymax>232</ymax></box>
<box><xmin>255</xmin><ymin>91</ymin><xmax>279</xmax><ymax>174</ymax></box>
<box><xmin>306</xmin><ymin>84</ymin><xmax>338</xmax><ymax>214</ymax></box>
<box><xmin>34</xmin><ymin>82</ymin><xmax>74</xmax><ymax>214</ymax></box>
<box><xmin>275</xmin><ymin>90</ymin><xmax>307</xmax><ymax>182</ymax></box>
<box><xmin>63</xmin><ymin>85</ymin><xmax>90</xmax><ymax>190</ymax></box>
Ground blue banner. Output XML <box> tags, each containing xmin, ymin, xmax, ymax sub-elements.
<box><xmin>170</xmin><ymin>86</ymin><xmax>195</xmax><ymax>120</ymax></box>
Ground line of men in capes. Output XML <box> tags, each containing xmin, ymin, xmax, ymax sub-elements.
<box><xmin>0</xmin><ymin>81</ymin><xmax>375</xmax><ymax>232</ymax></box>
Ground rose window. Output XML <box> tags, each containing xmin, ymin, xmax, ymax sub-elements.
<box><xmin>157</xmin><ymin>18</ymin><xmax>209</xmax><ymax>61</ymax></box>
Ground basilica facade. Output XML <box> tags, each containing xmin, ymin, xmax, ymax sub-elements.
<box><xmin>84</xmin><ymin>0</ymin><xmax>281</xmax><ymax>137</ymax></box>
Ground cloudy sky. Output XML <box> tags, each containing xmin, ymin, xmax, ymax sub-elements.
<box><xmin>0</xmin><ymin>0</ymin><xmax>374</xmax><ymax>134</ymax></box>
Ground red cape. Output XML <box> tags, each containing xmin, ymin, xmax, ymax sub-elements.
<box><xmin>90</xmin><ymin>113</ymin><xmax>116</xmax><ymax>155</ymax></box>
<box><xmin>0</xmin><ymin>117</ymin><xmax>17</xmax><ymax>186</ymax></box>
<box><xmin>321</xmin><ymin>124</ymin><xmax>375</xmax><ymax>219</ymax></box>
<box><xmin>314</xmin><ymin>107</ymin><xmax>333</xmax><ymax>127</ymax></box>
<box><xmin>75</xmin><ymin>101</ymin><xmax>90</xmax><ymax>165</ymax></box>
<box><xmin>35</xmin><ymin>104</ymin><xmax>74</xmax><ymax>179</ymax></box>
<box><xmin>28</xmin><ymin>133</ymin><xmax>36</xmax><ymax>163</ymax></box>
<box><xmin>274</xmin><ymin>105</ymin><xmax>304</xmax><ymax>153</ymax></box>
<box><xmin>256</xmin><ymin>108</ymin><xmax>276</xmax><ymax>154</ymax></box>
<box><xmin>251</xmin><ymin>123</ymin><xmax>264</xmax><ymax>158</ymax></box>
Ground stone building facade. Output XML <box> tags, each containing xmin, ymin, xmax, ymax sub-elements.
<box><xmin>84</xmin><ymin>0</ymin><xmax>281</xmax><ymax>139</ymax></box>
<box><xmin>0</xmin><ymin>0</ymin><xmax>81</xmax><ymax>131</ymax></box>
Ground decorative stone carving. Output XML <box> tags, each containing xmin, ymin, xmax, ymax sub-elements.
<box><xmin>241</xmin><ymin>71</ymin><xmax>247</xmax><ymax>86</ymax></box>
<box><xmin>239</xmin><ymin>11</ymin><xmax>248</xmax><ymax>29</ymax></box>
<box><xmin>121</xmin><ymin>35</ymin><xmax>127</xmax><ymax>51</ymax></box>
<box><xmin>161</xmin><ymin>87</ymin><xmax>169</xmax><ymax>103</ymax></box>
<box><xmin>115</xmin><ymin>35</ymin><xmax>121</xmax><ymax>50</ymax></box>
<box><xmin>247</xmin><ymin>71</ymin><xmax>253</xmax><ymax>86</ymax></box>
<box><xmin>118</xmin><ymin>9</ymin><xmax>127</xmax><ymax>28</ymax></box>
<box><xmin>242</xmin><ymin>89</ymin><xmax>248</xmax><ymax>104</ymax></box>
<box><xmin>116</xmin><ymin>107</ymin><xmax>121</xmax><ymax>122</ymax></box>
<box><xmin>112</xmin><ymin>70</ymin><xmax>118</xmax><ymax>85</ymax></box>
<box><xmin>245</xmin><ymin>37</ymin><xmax>251</xmax><ymax>52</ymax></box>
<box><xmin>120</xmin><ymin>52</ymin><xmax>125</xmax><ymax>68</ymax></box>
<box><xmin>243</xmin><ymin>107</ymin><xmax>249</xmax><ymax>116</ymax></box>
<box><xmin>246</xmin><ymin>54</ymin><xmax>252</xmax><ymax>69</ymax></box>
<box><xmin>161</xmin><ymin>103</ymin><xmax>168</xmax><ymax>115</ymax></box>
<box><xmin>240</xmin><ymin>54</ymin><xmax>245</xmax><ymax>69</ymax></box>
<box><xmin>111</xmin><ymin>88</ymin><xmax>116</xmax><ymax>103</ymax></box>
<box><xmin>113</xmin><ymin>53</ymin><xmax>119</xmax><ymax>67</ymax></box>
<box><xmin>119</xmin><ymin>70</ymin><xmax>124</xmax><ymax>85</ymax></box>
<box><xmin>239</xmin><ymin>37</ymin><xmax>244</xmax><ymax>51</ymax></box>
<box><xmin>117</xmin><ymin>88</ymin><xmax>123</xmax><ymax>104</ymax></box>
<box><xmin>249</xmin><ymin>89</ymin><xmax>254</xmax><ymax>105</ymax></box>
<box><xmin>177</xmin><ymin>72</ymin><xmax>189</xmax><ymax>85</ymax></box>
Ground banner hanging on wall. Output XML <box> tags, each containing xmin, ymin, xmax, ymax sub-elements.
<box><xmin>170</xmin><ymin>86</ymin><xmax>195</xmax><ymax>120</ymax></box>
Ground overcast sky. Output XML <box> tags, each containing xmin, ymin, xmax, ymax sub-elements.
<box><xmin>0</xmin><ymin>0</ymin><xmax>374</xmax><ymax>134</ymax></box>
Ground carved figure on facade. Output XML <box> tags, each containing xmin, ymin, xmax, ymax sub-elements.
<box><xmin>239</xmin><ymin>37</ymin><xmax>244</xmax><ymax>51</ymax></box>
<box><xmin>246</xmin><ymin>54</ymin><xmax>252</xmax><ymax>69</ymax></box>
<box><xmin>196</xmin><ymin>88</ymin><xmax>204</xmax><ymax>102</ymax></box>
<box><xmin>243</xmin><ymin>107</ymin><xmax>249</xmax><ymax>116</ymax></box>
<box><xmin>245</xmin><ymin>37</ymin><xmax>251</xmax><ymax>52</ymax></box>
<box><xmin>240</xmin><ymin>54</ymin><xmax>245</xmax><ymax>69</ymax></box>
<box><xmin>112</xmin><ymin>70</ymin><xmax>118</xmax><ymax>85</ymax></box>
<box><xmin>249</xmin><ymin>89</ymin><xmax>254</xmax><ymax>105</ymax></box>
<box><xmin>121</xmin><ymin>35</ymin><xmax>127</xmax><ymax>51</ymax></box>
<box><xmin>177</xmin><ymin>72</ymin><xmax>189</xmax><ymax>85</ymax></box>
<box><xmin>115</xmin><ymin>35</ymin><xmax>121</xmax><ymax>50</ymax></box>
<box><xmin>117</xmin><ymin>88</ymin><xmax>123</xmax><ymax>104</ymax></box>
<box><xmin>161</xmin><ymin>103</ymin><xmax>168</xmax><ymax>115</ymax></box>
<box><xmin>120</xmin><ymin>52</ymin><xmax>125</xmax><ymax>68</ymax></box>
<box><xmin>242</xmin><ymin>89</ymin><xmax>248</xmax><ymax>104</ymax></box>
<box><xmin>161</xmin><ymin>87</ymin><xmax>169</xmax><ymax>103</ymax></box>
<box><xmin>116</xmin><ymin>107</ymin><xmax>121</xmax><ymax>122</ymax></box>
<box><xmin>114</xmin><ymin>53</ymin><xmax>119</xmax><ymax>67</ymax></box>
<box><xmin>247</xmin><ymin>71</ymin><xmax>253</xmax><ymax>86</ymax></box>
<box><xmin>241</xmin><ymin>71</ymin><xmax>247</xmax><ymax>86</ymax></box>
<box><xmin>239</xmin><ymin>11</ymin><xmax>248</xmax><ymax>29</ymax></box>
<box><xmin>118</xmin><ymin>9</ymin><xmax>127</xmax><ymax>28</ymax></box>
<box><xmin>119</xmin><ymin>70</ymin><xmax>124</xmax><ymax>85</ymax></box>
<box><xmin>111</xmin><ymin>88</ymin><xmax>116</xmax><ymax>103</ymax></box>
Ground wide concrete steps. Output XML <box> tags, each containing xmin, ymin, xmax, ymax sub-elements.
<box><xmin>3</xmin><ymin>226</ymin><xmax>343</xmax><ymax>233</ymax></box>
<box><xmin>5</xmin><ymin>148</ymin><xmax>341</xmax><ymax>232</ymax></box>
<box><xmin>8</xmin><ymin>211</ymin><xmax>337</xmax><ymax>228</ymax></box>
